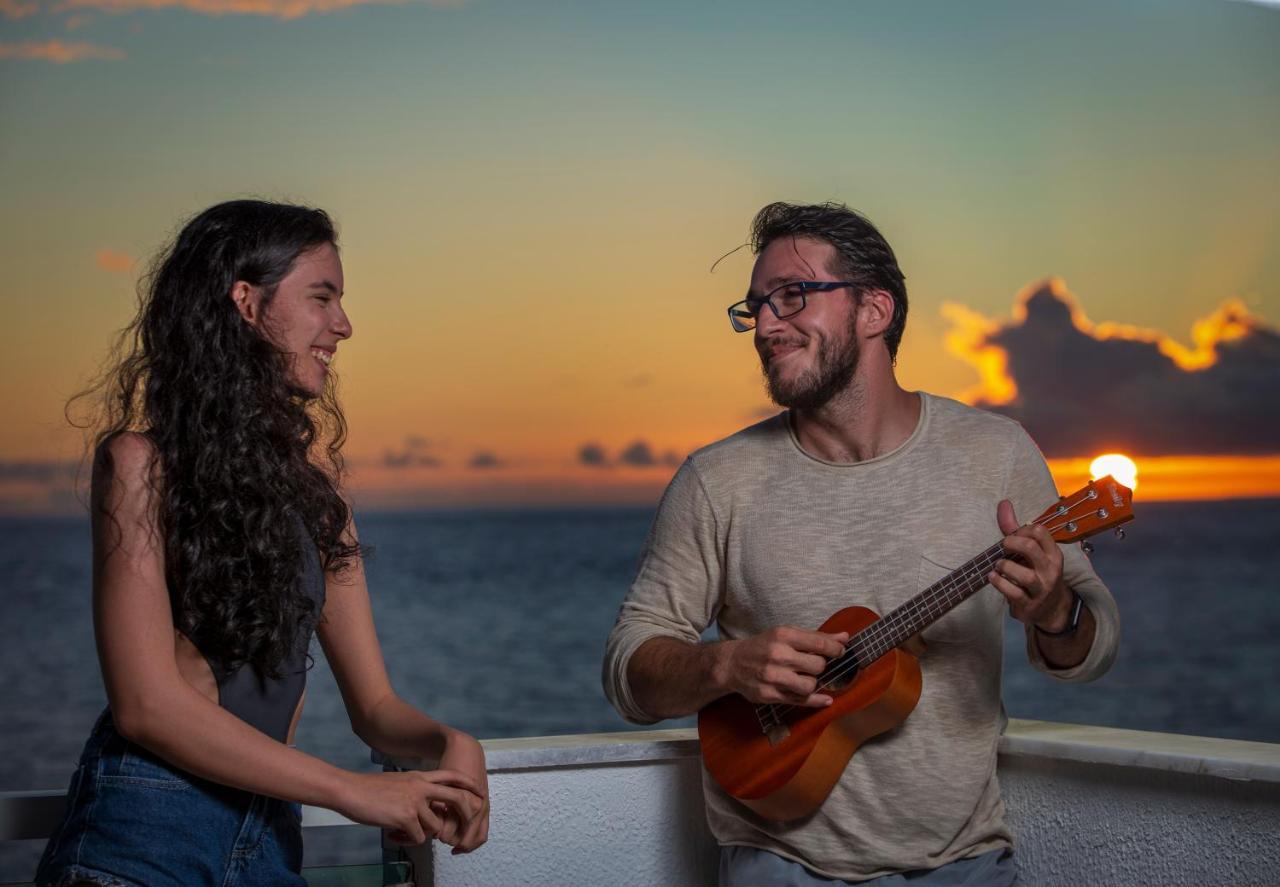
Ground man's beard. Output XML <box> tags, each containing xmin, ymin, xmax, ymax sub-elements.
<box><xmin>761</xmin><ymin>324</ymin><xmax>860</xmax><ymax>412</ymax></box>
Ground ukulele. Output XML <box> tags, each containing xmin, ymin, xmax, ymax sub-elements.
<box><xmin>697</xmin><ymin>475</ymin><xmax>1134</xmax><ymax>821</ymax></box>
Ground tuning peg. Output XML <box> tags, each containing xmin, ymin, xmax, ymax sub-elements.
<box><xmin>1114</xmin><ymin>528</ymin><xmax>1126</xmax><ymax>541</ymax></box>
<box><xmin>1081</xmin><ymin>541</ymin><xmax>1094</xmax><ymax>554</ymax></box>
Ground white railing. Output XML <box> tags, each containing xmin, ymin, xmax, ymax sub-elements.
<box><xmin>5</xmin><ymin>721</ymin><xmax>1280</xmax><ymax>886</ymax></box>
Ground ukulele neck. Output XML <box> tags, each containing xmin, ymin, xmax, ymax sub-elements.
<box><xmin>848</xmin><ymin>541</ymin><xmax>1005</xmax><ymax>662</ymax></box>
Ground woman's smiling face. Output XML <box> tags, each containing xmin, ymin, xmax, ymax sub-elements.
<box><xmin>257</xmin><ymin>242</ymin><xmax>352</xmax><ymax>396</ymax></box>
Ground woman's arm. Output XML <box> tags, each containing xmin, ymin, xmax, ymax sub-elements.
<box><xmin>316</xmin><ymin>517</ymin><xmax>490</xmax><ymax>853</ymax></box>
<box><xmin>92</xmin><ymin>433</ymin><xmax>481</xmax><ymax>846</ymax></box>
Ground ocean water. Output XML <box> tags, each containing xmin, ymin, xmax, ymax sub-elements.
<box><xmin>2</xmin><ymin>500</ymin><xmax>1279</xmax><ymax>873</ymax></box>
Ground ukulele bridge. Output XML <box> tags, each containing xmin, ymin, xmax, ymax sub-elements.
<box><xmin>765</xmin><ymin>723</ymin><xmax>791</xmax><ymax>746</ymax></box>
<box><xmin>756</xmin><ymin>705</ymin><xmax>792</xmax><ymax>746</ymax></box>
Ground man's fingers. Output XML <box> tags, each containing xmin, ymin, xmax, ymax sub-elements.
<box><xmin>800</xmin><ymin>692</ymin><xmax>835</xmax><ymax>708</ymax></box>
<box><xmin>782</xmin><ymin>628</ymin><xmax>849</xmax><ymax>659</ymax></box>
<box><xmin>989</xmin><ymin>571</ymin><xmax>1032</xmax><ymax>610</ymax></box>
<box><xmin>994</xmin><ymin>558</ymin><xmax>1038</xmax><ymax>590</ymax></box>
<box><xmin>1026</xmin><ymin>522</ymin><xmax>1059</xmax><ymax>554</ymax></box>
<box><xmin>1003</xmin><ymin>531</ymin><xmax>1060</xmax><ymax>571</ymax></box>
<box><xmin>1000</xmin><ymin>532</ymin><xmax>1040</xmax><ymax>560</ymax></box>
<box><xmin>996</xmin><ymin>499</ymin><xmax>1020</xmax><ymax>535</ymax></box>
<box><xmin>760</xmin><ymin>685</ymin><xmax>832</xmax><ymax>707</ymax></box>
<box><xmin>780</xmin><ymin>650</ymin><xmax>830</xmax><ymax>677</ymax></box>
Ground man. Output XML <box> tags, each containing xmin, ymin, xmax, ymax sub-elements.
<box><xmin>602</xmin><ymin>202</ymin><xmax>1119</xmax><ymax>885</ymax></box>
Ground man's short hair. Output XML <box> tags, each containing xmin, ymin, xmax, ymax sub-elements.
<box><xmin>749</xmin><ymin>202</ymin><xmax>909</xmax><ymax>361</ymax></box>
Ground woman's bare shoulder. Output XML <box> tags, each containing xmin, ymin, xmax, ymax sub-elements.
<box><xmin>92</xmin><ymin>431</ymin><xmax>162</xmax><ymax>508</ymax></box>
<box><xmin>95</xmin><ymin>431</ymin><xmax>158</xmax><ymax>473</ymax></box>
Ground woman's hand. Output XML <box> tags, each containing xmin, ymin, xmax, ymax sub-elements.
<box><xmin>336</xmin><ymin>769</ymin><xmax>484</xmax><ymax>846</ymax></box>
<box><xmin>434</xmin><ymin>730</ymin><xmax>489</xmax><ymax>853</ymax></box>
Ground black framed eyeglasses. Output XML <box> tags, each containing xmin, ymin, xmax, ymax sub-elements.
<box><xmin>726</xmin><ymin>281</ymin><xmax>856</xmax><ymax>332</ymax></box>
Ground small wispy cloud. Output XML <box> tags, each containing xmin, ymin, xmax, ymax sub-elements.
<box><xmin>3</xmin><ymin>0</ymin><xmax>463</xmax><ymax>21</ymax></box>
<box><xmin>0</xmin><ymin>0</ymin><xmax>38</xmax><ymax>17</ymax></box>
<box><xmin>468</xmin><ymin>450</ymin><xmax>502</xmax><ymax>470</ymax></box>
<box><xmin>94</xmin><ymin>249</ymin><xmax>134</xmax><ymax>273</ymax></box>
<box><xmin>0</xmin><ymin>38</ymin><xmax>124</xmax><ymax>61</ymax></box>
<box><xmin>578</xmin><ymin>443</ymin><xmax>608</xmax><ymax>468</ymax></box>
<box><xmin>381</xmin><ymin>434</ymin><xmax>441</xmax><ymax>469</ymax></box>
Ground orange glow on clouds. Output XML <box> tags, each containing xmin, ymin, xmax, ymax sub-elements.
<box><xmin>945</xmin><ymin>277</ymin><xmax>1267</xmax><ymax>405</ymax></box>
<box><xmin>0</xmin><ymin>40</ymin><xmax>124</xmax><ymax>62</ymax></box>
<box><xmin>29</xmin><ymin>0</ymin><xmax>462</xmax><ymax>21</ymax></box>
<box><xmin>94</xmin><ymin>249</ymin><xmax>134</xmax><ymax>274</ymax></box>
<box><xmin>940</xmin><ymin>302</ymin><xmax>1017</xmax><ymax>406</ymax></box>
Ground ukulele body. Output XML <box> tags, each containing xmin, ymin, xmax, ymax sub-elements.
<box><xmin>697</xmin><ymin>606</ymin><xmax>922</xmax><ymax>822</ymax></box>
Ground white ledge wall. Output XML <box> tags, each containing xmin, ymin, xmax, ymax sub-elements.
<box><xmin>3</xmin><ymin>720</ymin><xmax>1277</xmax><ymax>884</ymax></box>
<box><xmin>397</xmin><ymin>720</ymin><xmax>1280</xmax><ymax>887</ymax></box>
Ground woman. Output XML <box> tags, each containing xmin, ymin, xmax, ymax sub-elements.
<box><xmin>37</xmin><ymin>200</ymin><xmax>488</xmax><ymax>885</ymax></box>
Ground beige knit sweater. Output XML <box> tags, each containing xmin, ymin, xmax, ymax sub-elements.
<box><xmin>603</xmin><ymin>392</ymin><xmax>1120</xmax><ymax>881</ymax></box>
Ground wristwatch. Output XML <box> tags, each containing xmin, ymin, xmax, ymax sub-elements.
<box><xmin>1036</xmin><ymin>590</ymin><xmax>1084</xmax><ymax>637</ymax></box>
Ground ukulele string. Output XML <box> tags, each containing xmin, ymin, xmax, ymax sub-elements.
<box><xmin>757</xmin><ymin>494</ymin><xmax>1105</xmax><ymax>726</ymax></box>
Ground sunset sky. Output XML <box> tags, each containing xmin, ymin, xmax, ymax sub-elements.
<box><xmin>2</xmin><ymin>0</ymin><xmax>1278</xmax><ymax>512</ymax></box>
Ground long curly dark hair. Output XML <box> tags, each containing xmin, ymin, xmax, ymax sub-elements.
<box><xmin>71</xmin><ymin>199</ymin><xmax>362</xmax><ymax>679</ymax></box>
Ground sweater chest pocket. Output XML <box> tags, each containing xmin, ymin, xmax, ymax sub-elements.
<box><xmin>915</xmin><ymin>550</ymin><xmax>1001</xmax><ymax>644</ymax></box>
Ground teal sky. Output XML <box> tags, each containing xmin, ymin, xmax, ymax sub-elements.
<box><xmin>2</xmin><ymin>0</ymin><xmax>1278</xmax><ymax>508</ymax></box>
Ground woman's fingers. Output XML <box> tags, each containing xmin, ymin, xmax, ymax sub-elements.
<box><xmin>416</xmin><ymin>768</ymin><xmax>484</xmax><ymax>801</ymax></box>
<box><xmin>450</xmin><ymin>798</ymin><xmax>491</xmax><ymax>854</ymax></box>
<box><xmin>421</xmin><ymin>781</ymin><xmax>483</xmax><ymax>823</ymax></box>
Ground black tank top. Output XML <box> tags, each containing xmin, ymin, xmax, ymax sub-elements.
<box><xmin>211</xmin><ymin>526</ymin><xmax>326</xmax><ymax>743</ymax></box>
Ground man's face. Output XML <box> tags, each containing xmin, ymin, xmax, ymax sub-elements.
<box><xmin>749</xmin><ymin>236</ymin><xmax>860</xmax><ymax>411</ymax></box>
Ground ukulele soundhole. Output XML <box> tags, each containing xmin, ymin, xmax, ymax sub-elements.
<box><xmin>825</xmin><ymin>663</ymin><xmax>859</xmax><ymax>694</ymax></box>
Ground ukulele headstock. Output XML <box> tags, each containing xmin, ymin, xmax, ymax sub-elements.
<box><xmin>1039</xmin><ymin>475</ymin><xmax>1135</xmax><ymax>544</ymax></box>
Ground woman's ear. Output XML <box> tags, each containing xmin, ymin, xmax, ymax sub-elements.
<box><xmin>229</xmin><ymin>281</ymin><xmax>263</xmax><ymax>327</ymax></box>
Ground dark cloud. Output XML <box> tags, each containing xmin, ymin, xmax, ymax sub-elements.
<box><xmin>967</xmin><ymin>282</ymin><xmax>1280</xmax><ymax>457</ymax></box>
<box><xmin>574</xmin><ymin>440</ymin><xmax>685</xmax><ymax>469</ymax></box>
<box><xmin>578</xmin><ymin>443</ymin><xmax>609</xmax><ymax>467</ymax></box>
<box><xmin>468</xmin><ymin>450</ymin><xmax>502</xmax><ymax>469</ymax></box>
<box><xmin>382</xmin><ymin>436</ymin><xmax>441</xmax><ymax>469</ymax></box>
<box><xmin>618</xmin><ymin>440</ymin><xmax>657</xmax><ymax>467</ymax></box>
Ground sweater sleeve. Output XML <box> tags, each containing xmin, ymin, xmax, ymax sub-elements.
<box><xmin>601</xmin><ymin>459</ymin><xmax>725</xmax><ymax>724</ymax></box>
<box><xmin>1004</xmin><ymin>428</ymin><xmax>1121</xmax><ymax>683</ymax></box>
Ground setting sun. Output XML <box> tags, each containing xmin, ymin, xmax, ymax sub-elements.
<box><xmin>1090</xmin><ymin>454</ymin><xmax>1139</xmax><ymax>489</ymax></box>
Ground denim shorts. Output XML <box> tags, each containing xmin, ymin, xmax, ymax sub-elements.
<box><xmin>35</xmin><ymin>710</ymin><xmax>307</xmax><ymax>887</ymax></box>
